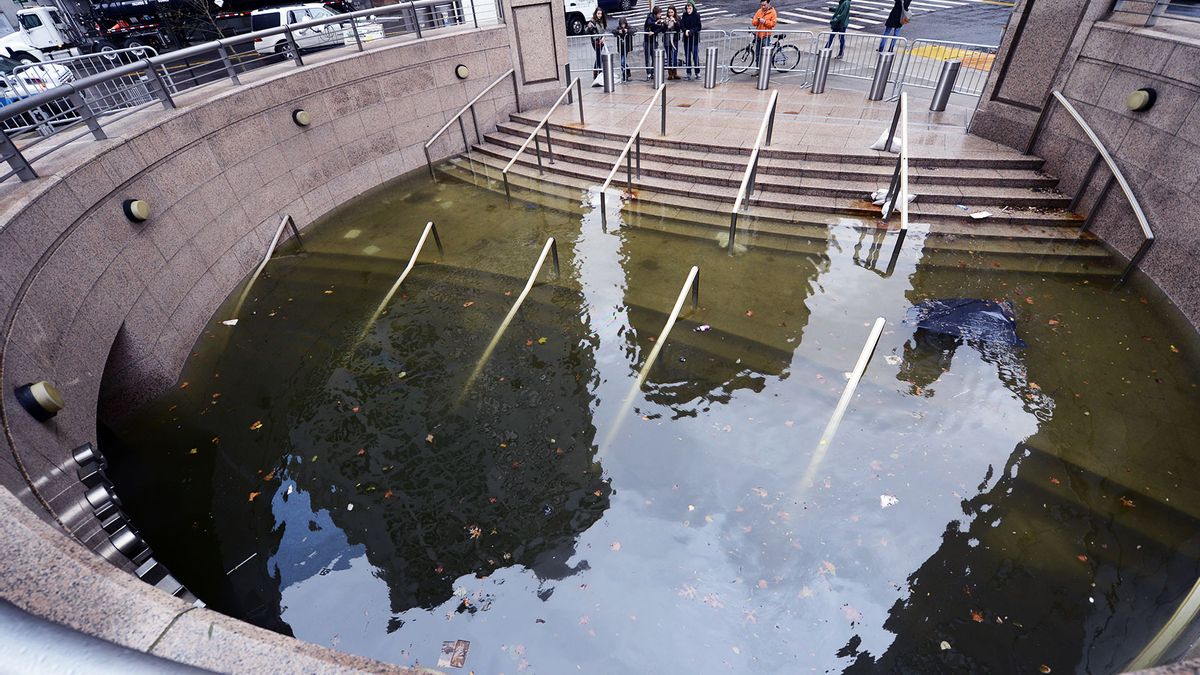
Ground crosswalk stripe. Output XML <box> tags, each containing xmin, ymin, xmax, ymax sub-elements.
<box><xmin>779</xmin><ymin>8</ymin><xmax>866</xmax><ymax>29</ymax></box>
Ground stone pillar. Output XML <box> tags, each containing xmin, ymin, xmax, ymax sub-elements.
<box><xmin>501</xmin><ymin>0</ymin><xmax>570</xmax><ymax>110</ymax></box>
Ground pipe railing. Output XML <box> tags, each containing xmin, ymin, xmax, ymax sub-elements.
<box><xmin>424</xmin><ymin>68</ymin><xmax>520</xmax><ymax>180</ymax></box>
<box><xmin>364</xmin><ymin>221</ymin><xmax>444</xmax><ymax>332</ymax></box>
<box><xmin>728</xmin><ymin>89</ymin><xmax>778</xmax><ymax>249</ymax></box>
<box><xmin>881</xmin><ymin>92</ymin><xmax>910</xmax><ymax>237</ymax></box>
<box><xmin>596</xmin><ymin>83</ymin><xmax>667</xmax><ymax>222</ymax></box>
<box><xmin>1025</xmin><ymin>90</ymin><xmax>1155</xmax><ymax>286</ymax></box>
<box><xmin>0</xmin><ymin>0</ymin><xmax>503</xmax><ymax>182</ymax></box>
<box><xmin>228</xmin><ymin>213</ymin><xmax>302</xmax><ymax>320</ymax></box>
<box><xmin>501</xmin><ymin>78</ymin><xmax>584</xmax><ymax>199</ymax></box>
<box><xmin>460</xmin><ymin>237</ymin><xmax>561</xmax><ymax>398</ymax></box>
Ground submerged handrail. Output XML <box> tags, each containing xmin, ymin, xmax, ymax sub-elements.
<box><xmin>1126</xmin><ymin>574</ymin><xmax>1200</xmax><ymax>669</ymax></box>
<box><xmin>501</xmin><ymin>79</ymin><xmax>584</xmax><ymax>199</ymax></box>
<box><xmin>228</xmin><ymin>214</ymin><xmax>301</xmax><ymax>320</ymax></box>
<box><xmin>459</xmin><ymin>238</ymin><xmax>561</xmax><ymax>398</ymax></box>
<box><xmin>362</xmin><ymin>221</ymin><xmax>444</xmax><ymax>335</ymax></box>
<box><xmin>598</xmin><ymin>265</ymin><xmax>699</xmax><ymax>453</ymax></box>
<box><xmin>596</xmin><ymin>84</ymin><xmax>668</xmax><ymax>222</ymax></box>
<box><xmin>728</xmin><ymin>90</ymin><xmax>779</xmax><ymax>249</ymax></box>
<box><xmin>424</xmin><ymin>69</ymin><xmax>520</xmax><ymax>179</ymax></box>
<box><xmin>1025</xmin><ymin>90</ymin><xmax>1154</xmax><ymax>286</ymax></box>
<box><xmin>800</xmin><ymin>317</ymin><xmax>885</xmax><ymax>491</ymax></box>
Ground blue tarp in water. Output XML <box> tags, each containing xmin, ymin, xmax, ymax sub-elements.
<box><xmin>904</xmin><ymin>298</ymin><xmax>1027</xmax><ymax>348</ymax></box>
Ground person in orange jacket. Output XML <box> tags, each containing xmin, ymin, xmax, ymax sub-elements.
<box><xmin>750</xmin><ymin>0</ymin><xmax>777</xmax><ymax>68</ymax></box>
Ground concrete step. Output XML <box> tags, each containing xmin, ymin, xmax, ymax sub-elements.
<box><xmin>495</xmin><ymin>120</ymin><xmax>1059</xmax><ymax>189</ymax></box>
<box><xmin>509</xmin><ymin>112</ymin><xmax>1049</xmax><ymax>171</ymax></box>
<box><xmin>479</xmin><ymin>133</ymin><xmax>1070</xmax><ymax>209</ymax></box>
<box><xmin>439</xmin><ymin>159</ymin><xmax>1121</xmax><ymax>277</ymax></box>
<box><xmin>459</xmin><ymin>145</ymin><xmax>1085</xmax><ymax>232</ymax></box>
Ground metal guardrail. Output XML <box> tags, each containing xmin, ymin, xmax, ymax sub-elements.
<box><xmin>500</xmin><ymin>77</ymin><xmax>584</xmax><ymax>199</ymax></box>
<box><xmin>1026</xmin><ymin>90</ymin><xmax>1155</xmax><ymax>286</ymax></box>
<box><xmin>0</xmin><ymin>0</ymin><xmax>503</xmax><ymax>183</ymax></box>
<box><xmin>728</xmin><ymin>89</ymin><xmax>778</xmax><ymax>249</ymax></box>
<box><xmin>366</xmin><ymin>220</ymin><xmax>444</xmax><ymax>331</ymax></box>
<box><xmin>425</xmin><ymin>68</ymin><xmax>520</xmax><ymax>179</ymax></box>
<box><xmin>816</xmin><ymin>31</ymin><xmax>907</xmax><ymax>85</ymax></box>
<box><xmin>596</xmin><ymin>83</ymin><xmax>667</xmax><ymax>221</ymax></box>
<box><xmin>567</xmin><ymin>30</ymin><xmax>728</xmax><ymax>84</ymax></box>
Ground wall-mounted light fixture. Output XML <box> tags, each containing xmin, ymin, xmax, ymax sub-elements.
<box><xmin>292</xmin><ymin>108</ymin><xmax>311</xmax><ymax>127</ymax></box>
<box><xmin>122</xmin><ymin>199</ymin><xmax>150</xmax><ymax>223</ymax></box>
<box><xmin>14</xmin><ymin>380</ymin><xmax>64</xmax><ymax>421</ymax></box>
<box><xmin>455</xmin><ymin>64</ymin><xmax>469</xmax><ymax>80</ymax></box>
<box><xmin>1126</xmin><ymin>88</ymin><xmax>1157</xmax><ymax>112</ymax></box>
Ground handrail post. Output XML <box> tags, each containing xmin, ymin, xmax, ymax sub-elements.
<box><xmin>660</xmin><ymin>84</ymin><xmax>667</xmax><ymax>135</ymax></box>
<box><xmin>503</xmin><ymin>172</ymin><xmax>511</xmax><ymax>200</ymax></box>
<box><xmin>217</xmin><ymin>43</ymin><xmax>241</xmax><ymax>84</ymax></box>
<box><xmin>68</xmin><ymin>92</ymin><xmax>106</xmax><ymax>140</ymax></box>
<box><xmin>635</xmin><ymin>133</ymin><xmax>641</xmax><ymax>179</ymax></box>
<box><xmin>511</xmin><ymin>69</ymin><xmax>521</xmax><ymax>112</ymax></box>
<box><xmin>545</xmin><ymin>126</ymin><xmax>554</xmax><ymax>164</ymax></box>
<box><xmin>282</xmin><ymin>26</ymin><xmax>304</xmax><ymax>66</ymax></box>
<box><xmin>576</xmin><ymin>77</ymin><xmax>585</xmax><ymax>124</ymax></box>
<box><xmin>883</xmin><ymin>96</ymin><xmax>901</xmax><ymax>154</ymax></box>
<box><xmin>550</xmin><ymin>238</ymin><xmax>560</xmax><ymax>278</ymax></box>
<box><xmin>533</xmin><ymin>133</ymin><xmax>543</xmax><ymax>173</ymax></box>
<box><xmin>469</xmin><ymin>106</ymin><xmax>481</xmax><ymax>143</ymax></box>
<box><xmin>410</xmin><ymin>1</ymin><xmax>423</xmax><ymax>38</ymax></box>
<box><xmin>882</xmin><ymin>156</ymin><xmax>901</xmax><ymax>221</ymax></box>
<box><xmin>458</xmin><ymin>116</ymin><xmax>469</xmax><ymax>153</ymax></box>
<box><xmin>0</xmin><ymin>131</ymin><xmax>37</xmax><ymax>181</ymax></box>
<box><xmin>429</xmin><ymin>221</ymin><xmax>444</xmax><ymax>255</ymax></box>
<box><xmin>729</xmin><ymin>211</ymin><xmax>738</xmax><ymax>249</ymax></box>
<box><xmin>1081</xmin><ymin>175</ymin><xmax>1115</xmax><ymax>233</ymax></box>
<box><xmin>691</xmin><ymin>268</ymin><xmax>699</xmax><ymax>311</ymax></box>
<box><xmin>1070</xmin><ymin>152</ymin><xmax>1104</xmax><ymax>212</ymax></box>
<box><xmin>565</xmin><ymin>64</ymin><xmax>573</xmax><ymax>104</ymax></box>
<box><xmin>765</xmin><ymin>96</ymin><xmax>777</xmax><ymax>146</ymax></box>
<box><xmin>143</xmin><ymin>60</ymin><xmax>175</xmax><ymax>109</ymax></box>
<box><xmin>349</xmin><ymin>16</ymin><xmax>364</xmax><ymax>51</ymax></box>
<box><xmin>285</xmin><ymin>215</ymin><xmax>303</xmax><ymax>248</ymax></box>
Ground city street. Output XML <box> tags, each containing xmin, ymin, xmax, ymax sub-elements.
<box><xmin>602</xmin><ymin>0</ymin><xmax>1014</xmax><ymax>46</ymax></box>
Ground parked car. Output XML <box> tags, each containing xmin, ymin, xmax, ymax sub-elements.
<box><xmin>251</xmin><ymin>4</ymin><xmax>384</xmax><ymax>56</ymax></box>
<box><xmin>565</xmin><ymin>0</ymin><xmax>599</xmax><ymax>35</ymax></box>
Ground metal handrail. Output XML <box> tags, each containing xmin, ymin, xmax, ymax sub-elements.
<box><xmin>500</xmin><ymin>78</ymin><xmax>584</xmax><ymax>199</ymax></box>
<box><xmin>460</xmin><ymin>237</ymin><xmax>560</xmax><ymax>397</ymax></box>
<box><xmin>1026</xmin><ymin>90</ymin><xmax>1155</xmax><ymax>286</ymax></box>
<box><xmin>881</xmin><ymin>91</ymin><xmax>909</xmax><ymax>225</ymax></box>
<box><xmin>0</xmin><ymin>0</ymin><xmax>499</xmax><ymax>181</ymax></box>
<box><xmin>800</xmin><ymin>316</ymin><xmax>885</xmax><ymax>492</ymax></box>
<box><xmin>229</xmin><ymin>213</ymin><xmax>301</xmax><ymax>320</ymax></box>
<box><xmin>424</xmin><ymin>68</ymin><xmax>520</xmax><ymax>179</ymax></box>
<box><xmin>596</xmin><ymin>83</ymin><xmax>667</xmax><ymax>221</ymax></box>
<box><xmin>728</xmin><ymin>89</ymin><xmax>778</xmax><ymax>249</ymax></box>
<box><xmin>364</xmin><ymin>221</ymin><xmax>444</xmax><ymax>332</ymax></box>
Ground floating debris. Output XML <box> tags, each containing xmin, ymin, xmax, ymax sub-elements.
<box><xmin>221</xmin><ymin>319</ymin><xmax>238</xmax><ymax>326</ymax></box>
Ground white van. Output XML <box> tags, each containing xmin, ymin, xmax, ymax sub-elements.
<box><xmin>251</xmin><ymin>4</ymin><xmax>384</xmax><ymax>56</ymax></box>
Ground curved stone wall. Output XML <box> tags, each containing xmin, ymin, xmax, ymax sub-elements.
<box><xmin>0</xmin><ymin>22</ymin><xmax>534</xmax><ymax>670</ymax></box>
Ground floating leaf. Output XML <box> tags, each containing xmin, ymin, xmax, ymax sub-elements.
<box><xmin>1077</xmin><ymin>554</ymin><xmax>1088</xmax><ymax>562</ymax></box>
<box><xmin>1024</xmin><ymin>296</ymin><xmax>1034</xmax><ymax>305</ymax></box>
<box><xmin>752</xmin><ymin>487</ymin><xmax>768</xmax><ymax>498</ymax></box>
<box><xmin>248</xmin><ymin>491</ymin><xmax>261</xmax><ymax>502</ymax></box>
<box><xmin>357</xmin><ymin>448</ymin><xmax>366</xmax><ymax>456</ymax></box>
<box><xmin>1048</xmin><ymin>319</ymin><xmax>1059</xmax><ymax>326</ymax></box>
<box><xmin>971</xmin><ymin>610</ymin><xmax>984</xmax><ymax>623</ymax></box>
<box><xmin>221</xmin><ymin>319</ymin><xmax>238</xmax><ymax>326</ymax></box>
<box><xmin>463</xmin><ymin>301</ymin><xmax>475</xmax><ymax>308</ymax></box>
<box><xmin>1120</xmin><ymin>496</ymin><xmax>1135</xmax><ymax>508</ymax></box>
<box><xmin>1171</xmin><ymin>344</ymin><xmax>1180</xmax><ymax>353</ymax></box>
<box><xmin>180</xmin><ymin>381</ymin><xmax>190</xmax><ymax>389</ymax></box>
<box><xmin>384</xmin><ymin>489</ymin><xmax>393</xmax><ymax>499</ymax></box>
<box><xmin>756</xmin><ymin>579</ymin><xmax>768</xmax><ymax>589</ymax></box>
<box><xmin>188</xmin><ymin>448</ymin><xmax>197</xmax><ymax>455</ymax></box>
<box><xmin>426</xmin><ymin>434</ymin><xmax>434</xmax><ymax>443</ymax></box>
<box><xmin>211</xmin><ymin>436</ymin><xmax>220</xmax><ymax>445</ymax></box>
<box><xmin>744</xmin><ymin>310</ymin><xmax>754</xmax><ymax>317</ymax></box>
<box><xmin>1039</xmin><ymin>666</ymin><xmax>1052</xmax><ymax>674</ymax></box>
<box><xmin>249</xmin><ymin>420</ymin><xmax>263</xmax><ymax>430</ymax></box>
<box><xmin>537</xmin><ymin>337</ymin><xmax>548</xmax><ymax>345</ymax></box>
<box><xmin>1050</xmin><ymin>476</ymin><xmax>1061</xmax><ymax>485</ymax></box>
<box><xmin>610</xmin><ymin>541</ymin><xmax>621</xmax><ymax>552</ymax></box>
<box><xmin>263</xmin><ymin>470</ymin><xmax>275</xmax><ymax>481</ymax></box>
<box><xmin>323</xmin><ymin>289</ymin><xmax>334</xmax><ymax>295</ymax></box>
<box><xmin>822</xmin><ymin>560</ymin><xmax>837</xmax><ymax>575</ymax></box>
<box><xmin>467</xmin><ymin>524</ymin><xmax>482</xmax><ymax>539</ymax></box>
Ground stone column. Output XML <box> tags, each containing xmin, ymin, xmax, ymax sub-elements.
<box><xmin>501</xmin><ymin>0</ymin><xmax>570</xmax><ymax>110</ymax></box>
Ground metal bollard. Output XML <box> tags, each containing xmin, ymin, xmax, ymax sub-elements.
<box><xmin>654</xmin><ymin>48</ymin><xmax>665</xmax><ymax>89</ymax></box>
<box><xmin>930</xmin><ymin>59</ymin><xmax>962</xmax><ymax>112</ymax></box>
<box><xmin>868</xmin><ymin>51</ymin><xmax>895</xmax><ymax>101</ymax></box>
<box><xmin>704</xmin><ymin>46</ymin><xmax>718</xmax><ymax>89</ymax></box>
<box><xmin>757</xmin><ymin>45</ymin><xmax>771</xmax><ymax>90</ymax></box>
<box><xmin>602</xmin><ymin>52</ymin><xmax>616</xmax><ymax>93</ymax></box>
<box><xmin>812</xmin><ymin>47</ymin><xmax>832</xmax><ymax>94</ymax></box>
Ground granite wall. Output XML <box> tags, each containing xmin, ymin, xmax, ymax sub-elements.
<box><xmin>970</xmin><ymin>2</ymin><xmax>1200</xmax><ymax>328</ymax></box>
<box><xmin>0</xmin><ymin>14</ymin><xmax>562</xmax><ymax>670</ymax></box>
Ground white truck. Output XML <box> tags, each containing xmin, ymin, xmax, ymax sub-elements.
<box><xmin>0</xmin><ymin>6</ymin><xmax>75</xmax><ymax>62</ymax></box>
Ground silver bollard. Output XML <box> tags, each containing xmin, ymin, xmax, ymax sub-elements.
<box><xmin>704</xmin><ymin>46</ymin><xmax>718</xmax><ymax>89</ymax></box>
<box><xmin>812</xmin><ymin>48</ymin><xmax>832</xmax><ymax>94</ymax></box>
<box><xmin>757</xmin><ymin>45</ymin><xmax>771</xmax><ymax>90</ymax></box>
<box><xmin>654</xmin><ymin>48</ymin><xmax>665</xmax><ymax>89</ymax></box>
<box><xmin>867</xmin><ymin>51</ymin><xmax>895</xmax><ymax>101</ymax></box>
<box><xmin>603</xmin><ymin>52</ymin><xmax>616</xmax><ymax>93</ymax></box>
<box><xmin>930</xmin><ymin>59</ymin><xmax>962</xmax><ymax>112</ymax></box>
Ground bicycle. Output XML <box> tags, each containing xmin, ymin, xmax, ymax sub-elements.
<box><xmin>729</xmin><ymin>34</ymin><xmax>802</xmax><ymax>75</ymax></box>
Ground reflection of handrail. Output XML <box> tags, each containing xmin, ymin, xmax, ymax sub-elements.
<box><xmin>1025</xmin><ymin>90</ymin><xmax>1154</xmax><ymax>286</ymax></box>
<box><xmin>501</xmin><ymin>79</ymin><xmax>584</xmax><ymax>199</ymax></box>
<box><xmin>728</xmin><ymin>89</ymin><xmax>778</xmax><ymax>249</ymax></box>
<box><xmin>632</xmin><ymin>265</ymin><xmax>699</xmax><ymax>390</ymax></box>
<box><xmin>881</xmin><ymin>92</ymin><xmax>909</xmax><ymax>253</ymax></box>
<box><xmin>459</xmin><ymin>238</ymin><xmax>561</xmax><ymax>398</ymax></box>
<box><xmin>363</xmin><ymin>221</ymin><xmax>444</xmax><ymax>333</ymax></box>
<box><xmin>596</xmin><ymin>83</ymin><xmax>667</xmax><ymax>221</ymax></box>
<box><xmin>424</xmin><ymin>69</ymin><xmax>520</xmax><ymax>179</ymax></box>
<box><xmin>800</xmin><ymin>317</ymin><xmax>885</xmax><ymax>490</ymax></box>
<box><xmin>229</xmin><ymin>214</ymin><xmax>302</xmax><ymax>320</ymax></box>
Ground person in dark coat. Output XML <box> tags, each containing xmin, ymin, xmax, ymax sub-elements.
<box><xmin>825</xmin><ymin>0</ymin><xmax>849</xmax><ymax>59</ymax></box>
<box><xmin>643</xmin><ymin>6</ymin><xmax>664</xmax><ymax>80</ymax></box>
<box><xmin>878</xmin><ymin>0</ymin><xmax>910</xmax><ymax>52</ymax></box>
<box><xmin>613</xmin><ymin>17</ymin><xmax>634</xmax><ymax>82</ymax></box>
<box><xmin>664</xmin><ymin>5</ymin><xmax>681</xmax><ymax>80</ymax></box>
<box><xmin>585</xmin><ymin>7</ymin><xmax>608</xmax><ymax>79</ymax></box>
<box><xmin>680</xmin><ymin>0</ymin><xmax>702</xmax><ymax>80</ymax></box>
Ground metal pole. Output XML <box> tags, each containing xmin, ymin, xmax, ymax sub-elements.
<box><xmin>283</xmin><ymin>26</ymin><xmax>304</xmax><ymax>66</ymax></box>
<box><xmin>654</xmin><ymin>48</ymin><xmax>665</xmax><ymax>89</ymax></box>
<box><xmin>765</xmin><ymin>97</ymin><xmax>776</xmax><ymax>146</ymax></box>
<box><xmin>410</xmin><ymin>1</ymin><xmax>423</xmax><ymax>38</ymax></box>
<box><xmin>868</xmin><ymin>51</ymin><xmax>894</xmax><ymax>101</ymax></box>
<box><xmin>565</xmin><ymin>64</ymin><xmax>573</xmax><ymax>103</ymax></box>
<box><xmin>690</xmin><ymin>268</ymin><xmax>699</xmax><ymax>310</ymax></box>
<box><xmin>602</xmin><ymin>52</ymin><xmax>616</xmax><ymax>93</ymax></box>
<box><xmin>1070</xmin><ymin>153</ymin><xmax>1104</xmax><ymax>212</ymax></box>
<box><xmin>929</xmin><ymin>59</ymin><xmax>961</xmax><ymax>112</ymax></box>
<box><xmin>424</xmin><ymin>146</ymin><xmax>436</xmax><ymax>180</ymax></box>
<box><xmin>143</xmin><ymin>62</ymin><xmax>175</xmax><ymax>109</ymax></box>
<box><xmin>812</xmin><ymin>47</ymin><xmax>831</xmax><ymax>94</ymax></box>
<box><xmin>534</xmin><ymin>134</ymin><xmax>543</xmax><ymax>173</ymax></box>
<box><xmin>550</xmin><ymin>239</ymin><xmax>561</xmax><ymax>277</ymax></box>
<box><xmin>458</xmin><ymin>116</ymin><xmax>469</xmax><ymax>152</ymax></box>
<box><xmin>1081</xmin><ymin>175</ymin><xmax>1115</xmax><ymax>233</ymax></box>
<box><xmin>69</xmin><ymin>92</ymin><xmax>106</xmax><ymax>140</ymax></box>
<box><xmin>757</xmin><ymin>45</ymin><xmax>771</xmax><ymax>90</ymax></box>
<box><xmin>660</xmin><ymin>86</ymin><xmax>666</xmax><ymax>135</ymax></box>
<box><xmin>349</xmin><ymin>17</ymin><xmax>364</xmax><ymax>51</ymax></box>
<box><xmin>217</xmin><ymin>43</ymin><xmax>241</xmax><ymax>84</ymax></box>
<box><xmin>728</xmin><ymin>211</ymin><xmax>738</xmax><ymax>250</ymax></box>
<box><xmin>470</xmin><ymin>0</ymin><xmax>479</xmax><ymax>27</ymax></box>
<box><xmin>626</xmin><ymin>149</ymin><xmax>633</xmax><ymax>191</ymax></box>
<box><xmin>703</xmin><ymin>46</ymin><xmax>717</xmax><ymax>89</ymax></box>
<box><xmin>635</xmin><ymin>133</ymin><xmax>641</xmax><ymax>178</ymax></box>
<box><xmin>469</xmin><ymin>106</ymin><xmax>481</xmax><ymax>143</ymax></box>
<box><xmin>883</xmin><ymin>97</ymin><xmax>902</xmax><ymax>154</ymax></box>
<box><xmin>576</xmin><ymin>78</ymin><xmax>585</xmax><ymax>124</ymax></box>
<box><xmin>545</xmin><ymin>126</ymin><xmax>554</xmax><ymax>164</ymax></box>
<box><xmin>1024</xmin><ymin>93</ymin><xmax>1055</xmax><ymax>155</ymax></box>
<box><xmin>511</xmin><ymin>69</ymin><xmax>521</xmax><ymax>112</ymax></box>
<box><xmin>0</xmin><ymin>131</ymin><xmax>36</xmax><ymax>181</ymax></box>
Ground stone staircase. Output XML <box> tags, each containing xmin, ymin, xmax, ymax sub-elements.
<box><xmin>436</xmin><ymin>110</ymin><xmax>1122</xmax><ymax>276</ymax></box>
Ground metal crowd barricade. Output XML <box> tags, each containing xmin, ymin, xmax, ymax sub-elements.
<box><xmin>724</xmin><ymin>29</ymin><xmax>815</xmax><ymax>83</ymax></box>
<box><xmin>567</xmin><ymin>30</ymin><xmax>730</xmax><ymax>85</ymax></box>
<box><xmin>890</xmin><ymin>38</ymin><xmax>997</xmax><ymax>99</ymax></box>
<box><xmin>815</xmin><ymin>31</ymin><xmax>908</xmax><ymax>84</ymax></box>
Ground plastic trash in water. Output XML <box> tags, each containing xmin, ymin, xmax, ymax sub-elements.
<box><xmin>905</xmin><ymin>298</ymin><xmax>1027</xmax><ymax>347</ymax></box>
<box><xmin>694</xmin><ymin>324</ymin><xmax>712</xmax><ymax>333</ymax></box>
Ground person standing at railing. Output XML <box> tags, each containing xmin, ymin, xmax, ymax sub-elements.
<box><xmin>681</xmin><ymin>1</ymin><xmax>702</xmax><ymax>80</ymax></box>
<box><xmin>613</xmin><ymin>17</ymin><xmax>635</xmax><ymax>82</ymax></box>
<box><xmin>586</xmin><ymin>8</ymin><xmax>609</xmax><ymax>81</ymax></box>
<box><xmin>825</xmin><ymin>0</ymin><xmax>850</xmax><ymax>59</ymax></box>
<box><xmin>878</xmin><ymin>0</ymin><xmax>910</xmax><ymax>52</ymax></box>
<box><xmin>750</xmin><ymin>0</ymin><xmax>777</xmax><ymax>69</ymax></box>
<box><xmin>664</xmin><ymin>6</ymin><xmax>681</xmax><ymax>80</ymax></box>
<box><xmin>643</xmin><ymin>6</ymin><xmax>665</xmax><ymax>80</ymax></box>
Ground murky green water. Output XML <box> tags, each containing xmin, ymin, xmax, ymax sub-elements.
<box><xmin>105</xmin><ymin>166</ymin><xmax>1200</xmax><ymax>674</ymax></box>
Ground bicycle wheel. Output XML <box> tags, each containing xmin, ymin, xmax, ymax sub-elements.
<box><xmin>773</xmin><ymin>44</ymin><xmax>802</xmax><ymax>73</ymax></box>
<box><xmin>729</xmin><ymin>45</ymin><xmax>754</xmax><ymax>75</ymax></box>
